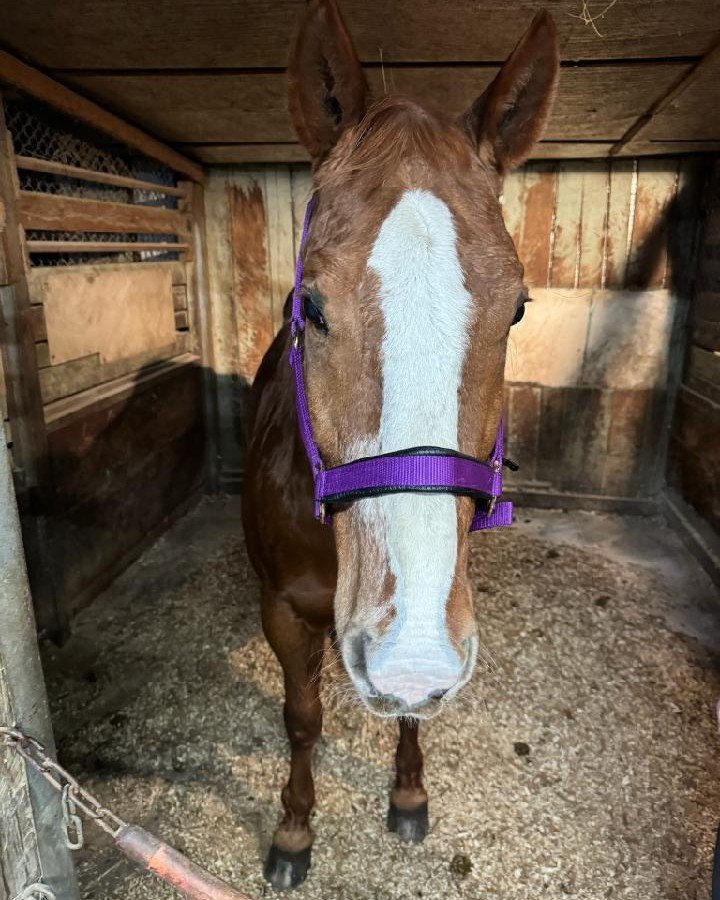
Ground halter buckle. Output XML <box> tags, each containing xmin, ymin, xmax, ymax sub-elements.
<box><xmin>487</xmin><ymin>496</ymin><xmax>497</xmax><ymax>517</ymax></box>
<box><xmin>319</xmin><ymin>502</ymin><xmax>326</xmax><ymax>525</ymax></box>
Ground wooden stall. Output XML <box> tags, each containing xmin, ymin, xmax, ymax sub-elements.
<box><xmin>0</xmin><ymin>73</ymin><xmax>214</xmax><ymax>640</ymax></box>
<box><xmin>0</xmin><ymin>1</ymin><xmax>719</xmax><ymax>894</ymax></box>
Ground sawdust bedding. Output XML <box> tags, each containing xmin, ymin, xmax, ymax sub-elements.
<box><xmin>42</xmin><ymin>501</ymin><xmax>720</xmax><ymax>899</ymax></box>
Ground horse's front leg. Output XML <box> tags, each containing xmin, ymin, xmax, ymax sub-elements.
<box><xmin>262</xmin><ymin>593</ymin><xmax>326</xmax><ymax>890</ymax></box>
<box><xmin>387</xmin><ymin>718</ymin><xmax>429</xmax><ymax>842</ymax></box>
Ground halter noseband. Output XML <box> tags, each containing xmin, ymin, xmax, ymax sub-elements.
<box><xmin>288</xmin><ymin>197</ymin><xmax>513</xmax><ymax>532</ymax></box>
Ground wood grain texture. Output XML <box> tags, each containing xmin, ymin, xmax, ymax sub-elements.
<box><xmin>45</xmin><ymin>364</ymin><xmax>204</xmax><ymax>615</ymax></box>
<box><xmin>32</xmin><ymin>265</ymin><xmax>176</xmax><ymax>365</ymax></box>
<box><xmin>1</xmin><ymin>1</ymin><xmax>717</xmax><ymax>68</ymax></box>
<box><xmin>19</xmin><ymin>191</ymin><xmax>191</xmax><ymax>237</ymax></box>
<box><xmin>625</xmin><ymin>158</ymin><xmax>679</xmax><ymax>289</ymax></box>
<box><xmin>15</xmin><ymin>155</ymin><xmax>187</xmax><ymax>197</ymax></box>
<box><xmin>668</xmin><ymin>385</ymin><xmax>720</xmax><ymax>529</ymax></box>
<box><xmin>185</xmin><ymin>141</ymin><xmax>624</xmax><ymax>164</ymax></box>
<box><xmin>38</xmin><ymin>336</ymin><xmax>192</xmax><ymax>404</ymax></box>
<box><xmin>0</xmin><ymin>50</ymin><xmax>204</xmax><ymax>183</ymax></box>
<box><xmin>60</xmin><ymin>63</ymin><xmax>688</xmax><ymax>146</ymax></box>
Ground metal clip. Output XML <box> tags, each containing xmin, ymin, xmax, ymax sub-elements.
<box><xmin>61</xmin><ymin>784</ymin><xmax>84</xmax><ymax>850</ymax></box>
<box><xmin>12</xmin><ymin>884</ymin><xmax>56</xmax><ymax>900</ymax></box>
<box><xmin>319</xmin><ymin>502</ymin><xmax>326</xmax><ymax>525</ymax></box>
<box><xmin>487</xmin><ymin>496</ymin><xmax>497</xmax><ymax>517</ymax></box>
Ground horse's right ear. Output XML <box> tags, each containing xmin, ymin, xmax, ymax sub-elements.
<box><xmin>288</xmin><ymin>0</ymin><xmax>368</xmax><ymax>161</ymax></box>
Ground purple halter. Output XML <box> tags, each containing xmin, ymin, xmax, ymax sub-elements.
<box><xmin>288</xmin><ymin>198</ymin><xmax>513</xmax><ymax>531</ymax></box>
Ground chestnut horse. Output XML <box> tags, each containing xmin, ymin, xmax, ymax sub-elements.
<box><xmin>243</xmin><ymin>0</ymin><xmax>558</xmax><ymax>889</ymax></box>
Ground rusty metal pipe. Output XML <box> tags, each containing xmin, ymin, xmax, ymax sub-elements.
<box><xmin>115</xmin><ymin>825</ymin><xmax>253</xmax><ymax>900</ymax></box>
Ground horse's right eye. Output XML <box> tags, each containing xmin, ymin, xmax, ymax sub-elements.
<box><xmin>304</xmin><ymin>296</ymin><xmax>329</xmax><ymax>334</ymax></box>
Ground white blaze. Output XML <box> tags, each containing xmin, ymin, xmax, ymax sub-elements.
<box><xmin>364</xmin><ymin>189</ymin><xmax>473</xmax><ymax>691</ymax></box>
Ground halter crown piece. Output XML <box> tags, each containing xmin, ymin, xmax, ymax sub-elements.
<box><xmin>288</xmin><ymin>197</ymin><xmax>514</xmax><ymax>532</ymax></box>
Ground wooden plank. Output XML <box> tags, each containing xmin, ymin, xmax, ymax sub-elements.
<box><xmin>603</xmin><ymin>159</ymin><xmax>635</xmax><ymax>288</ymax></box>
<box><xmin>44</xmin><ymin>353</ymin><xmax>199</xmax><ymax>428</ymax></box>
<box><xmin>1</xmin><ymin>1</ymin><xmax>717</xmax><ymax>68</ymax></box>
<box><xmin>549</xmin><ymin>163</ymin><xmax>583</xmax><ymax>287</ymax></box>
<box><xmin>499</xmin><ymin>168</ymin><xmax>526</xmax><ymax>248</ymax></box>
<box><xmin>614</xmin><ymin>34</ymin><xmax>720</xmax><ymax>152</ymax></box>
<box><xmin>262</xmin><ymin>166</ymin><xmax>295</xmax><ymax>333</ymax></box>
<box><xmin>172</xmin><ymin>285</ymin><xmax>188</xmax><ymax>311</ymax></box>
<box><xmin>668</xmin><ymin>385</ymin><xmax>720</xmax><ymax>530</ymax></box>
<box><xmin>38</xmin><ymin>336</ymin><xmax>191</xmax><ymax>403</ymax></box>
<box><xmin>27</xmin><ymin>240</ymin><xmax>189</xmax><ymax>254</ymax></box>
<box><xmin>189</xmin><ymin>140</ymin><xmax>628</xmax><ymax>165</ymax></box>
<box><xmin>47</xmin><ymin>363</ymin><xmax>202</xmax><ymax>509</ymax></box>
<box><xmin>505</xmin><ymin>385</ymin><xmax>540</xmax><ymax>482</ymax></box>
<box><xmin>61</xmin><ymin>63</ymin><xmax>688</xmax><ymax>145</ymax></box>
<box><xmin>19</xmin><ymin>190</ymin><xmax>191</xmax><ymax>237</ymax></box>
<box><xmin>47</xmin><ymin>418</ymin><xmax>204</xmax><ymax>614</ymax></box>
<box><xmin>187</xmin><ymin>180</ymin><xmax>220</xmax><ymax>491</ymax></box>
<box><xmin>625</xmin><ymin>158</ymin><xmax>679</xmax><ymax>289</ymax></box>
<box><xmin>32</xmin><ymin>266</ymin><xmax>176</xmax><ymax>365</ymax></box>
<box><xmin>534</xmin><ymin>387</ymin><xmax>566</xmax><ymax>488</ymax></box>
<box><xmin>577</xmin><ymin>160</ymin><xmax>610</xmax><ymax>287</ymax></box>
<box><xmin>0</xmin><ymin>50</ymin><xmax>204</xmax><ymax>183</ymax></box>
<box><xmin>686</xmin><ymin>345</ymin><xmax>720</xmax><ymax>391</ymax></box>
<box><xmin>559</xmin><ymin>387</ymin><xmax>612</xmax><ymax>493</ymax></box>
<box><xmin>514</xmin><ymin>162</ymin><xmax>556</xmax><ymax>287</ymax></box>
<box><xmin>35</xmin><ymin>340</ymin><xmax>50</xmax><ymax>368</ymax></box>
<box><xmin>204</xmin><ymin>169</ymin><xmax>243</xmax><ymax>480</ymax></box>
<box><xmin>15</xmin><ymin>155</ymin><xmax>186</xmax><ymax>197</ymax></box>
<box><xmin>602</xmin><ymin>389</ymin><xmax>652</xmax><ymax>495</ymax></box>
<box><xmin>0</xmin><ymin>434</ymin><xmax>80</xmax><ymax>900</ymax></box>
<box><xmin>27</xmin><ymin>305</ymin><xmax>46</xmax><ymax>342</ymax></box>
<box><xmin>230</xmin><ymin>176</ymin><xmax>274</xmax><ymax>383</ymax></box>
<box><xmin>693</xmin><ymin>318</ymin><xmax>720</xmax><ymax>352</ymax></box>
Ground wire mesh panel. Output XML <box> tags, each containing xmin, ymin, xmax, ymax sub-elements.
<box><xmin>5</xmin><ymin>91</ymin><xmax>183</xmax><ymax>266</ymax></box>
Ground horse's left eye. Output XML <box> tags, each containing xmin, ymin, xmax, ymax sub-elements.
<box><xmin>304</xmin><ymin>296</ymin><xmax>328</xmax><ymax>334</ymax></box>
<box><xmin>511</xmin><ymin>290</ymin><xmax>530</xmax><ymax>326</ymax></box>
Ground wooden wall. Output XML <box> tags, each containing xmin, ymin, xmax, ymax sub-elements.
<box><xmin>668</xmin><ymin>160</ymin><xmax>720</xmax><ymax>530</ymax></box>
<box><xmin>0</xmin><ymin>96</ymin><xmax>207</xmax><ymax>636</ymax></box>
<box><xmin>205</xmin><ymin>157</ymin><xmax>706</xmax><ymax>506</ymax></box>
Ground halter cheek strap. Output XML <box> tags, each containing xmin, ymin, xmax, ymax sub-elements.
<box><xmin>288</xmin><ymin>197</ymin><xmax>513</xmax><ymax>532</ymax></box>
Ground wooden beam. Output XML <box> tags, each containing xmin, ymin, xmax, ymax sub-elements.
<box><xmin>15</xmin><ymin>155</ymin><xmax>187</xmax><ymax>197</ymax></box>
<box><xmin>187</xmin><ymin>180</ymin><xmax>220</xmax><ymax>491</ymax></box>
<box><xmin>1</xmin><ymin>0</ymin><xmax>717</xmax><ymax>67</ymax></box>
<box><xmin>0</xmin><ymin>49</ymin><xmax>205</xmax><ymax>183</ymax></box>
<box><xmin>19</xmin><ymin>190</ymin><xmax>192</xmax><ymax>237</ymax></box>
<box><xmin>186</xmin><ymin>141</ymin><xmax>624</xmax><ymax>164</ymax></box>
<box><xmin>61</xmin><ymin>63</ymin><xmax>689</xmax><ymax>146</ymax></box>
<box><xmin>611</xmin><ymin>34</ymin><xmax>720</xmax><ymax>155</ymax></box>
<box><xmin>26</xmin><ymin>239</ymin><xmax>189</xmax><ymax>254</ymax></box>
<box><xmin>0</xmin><ymin>435</ymin><xmax>81</xmax><ymax>900</ymax></box>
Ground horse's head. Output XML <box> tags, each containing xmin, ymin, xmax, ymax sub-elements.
<box><xmin>288</xmin><ymin>0</ymin><xmax>558</xmax><ymax>718</ymax></box>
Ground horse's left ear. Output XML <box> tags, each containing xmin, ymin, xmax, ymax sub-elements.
<box><xmin>459</xmin><ymin>10</ymin><xmax>559</xmax><ymax>173</ymax></box>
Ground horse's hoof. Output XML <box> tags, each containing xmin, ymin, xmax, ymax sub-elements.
<box><xmin>387</xmin><ymin>801</ymin><xmax>429</xmax><ymax>843</ymax></box>
<box><xmin>263</xmin><ymin>844</ymin><xmax>312</xmax><ymax>891</ymax></box>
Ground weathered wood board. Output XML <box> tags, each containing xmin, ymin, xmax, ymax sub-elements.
<box><xmin>1</xmin><ymin>0</ymin><xmax>717</xmax><ymax>68</ymax></box>
<box><xmin>203</xmin><ymin>155</ymin><xmax>705</xmax><ymax>501</ymax></box>
<box><xmin>62</xmin><ymin>63</ymin><xmax>688</xmax><ymax>146</ymax></box>
<box><xmin>30</xmin><ymin>266</ymin><xmax>177</xmax><ymax>366</ymax></box>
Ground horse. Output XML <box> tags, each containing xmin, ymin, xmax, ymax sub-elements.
<box><xmin>242</xmin><ymin>0</ymin><xmax>559</xmax><ymax>889</ymax></box>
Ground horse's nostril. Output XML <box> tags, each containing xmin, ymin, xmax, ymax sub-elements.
<box><xmin>428</xmin><ymin>688</ymin><xmax>449</xmax><ymax>701</ymax></box>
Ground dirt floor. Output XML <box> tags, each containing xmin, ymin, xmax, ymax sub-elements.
<box><xmin>42</xmin><ymin>497</ymin><xmax>720</xmax><ymax>899</ymax></box>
